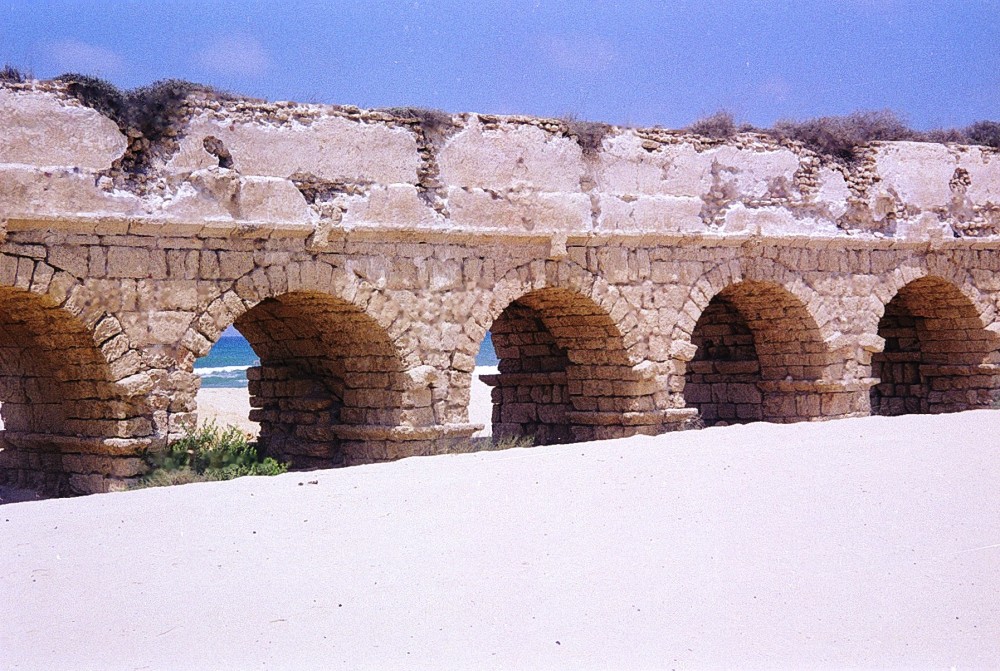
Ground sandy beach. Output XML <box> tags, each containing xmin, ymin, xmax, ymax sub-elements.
<box><xmin>195</xmin><ymin>366</ymin><xmax>499</xmax><ymax>438</ymax></box>
<box><xmin>2</xmin><ymin>403</ymin><xmax>998</xmax><ymax>669</ymax></box>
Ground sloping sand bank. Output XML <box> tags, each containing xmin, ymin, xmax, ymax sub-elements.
<box><xmin>2</xmin><ymin>411</ymin><xmax>998</xmax><ymax>669</ymax></box>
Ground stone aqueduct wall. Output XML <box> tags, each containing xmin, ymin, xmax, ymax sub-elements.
<box><xmin>2</xmin><ymin>80</ymin><xmax>1000</xmax><ymax>494</ymax></box>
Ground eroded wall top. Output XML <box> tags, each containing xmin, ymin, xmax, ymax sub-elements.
<box><xmin>2</xmin><ymin>79</ymin><xmax>999</xmax><ymax>242</ymax></box>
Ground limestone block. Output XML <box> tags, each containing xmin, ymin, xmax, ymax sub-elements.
<box><xmin>341</xmin><ymin>184</ymin><xmax>441</xmax><ymax>227</ymax></box>
<box><xmin>0</xmin><ymin>167</ymin><xmax>142</xmax><ymax>219</ymax></box>
<box><xmin>596</xmin><ymin>247</ymin><xmax>630</xmax><ymax>284</ymax></box>
<box><xmin>895</xmin><ymin>212</ymin><xmax>955</xmax><ymax>240</ymax></box>
<box><xmin>406</xmin><ymin>365</ymin><xmax>440</xmax><ymax>388</ymax></box>
<box><xmin>159</xmin><ymin>181</ymin><xmax>233</xmax><ymax>221</ymax></box>
<box><xmin>117</xmin><ymin>372</ymin><xmax>155</xmax><ymax>396</ymax></box>
<box><xmin>961</xmin><ymin>146</ymin><xmax>1000</xmax><ymax>203</ymax></box>
<box><xmin>169</xmin><ymin>112</ymin><xmax>421</xmax><ymax>184</ymax></box>
<box><xmin>721</xmin><ymin>204</ymin><xmax>839</xmax><ymax>236</ymax></box>
<box><xmin>428</xmin><ymin>258</ymin><xmax>463</xmax><ymax>291</ymax></box>
<box><xmin>596</xmin><ymin>194</ymin><xmax>704</xmax><ymax>232</ymax></box>
<box><xmin>813</xmin><ymin>168</ymin><xmax>851</xmax><ymax>220</ymax></box>
<box><xmin>702</xmin><ymin>144</ymin><xmax>802</xmax><ymax>201</ymax></box>
<box><xmin>106</xmin><ymin>247</ymin><xmax>166</xmax><ymax>279</ymax></box>
<box><xmin>597</xmin><ymin>137</ymin><xmax>715</xmax><ymax>196</ymax></box>
<box><xmin>438</xmin><ymin>118</ymin><xmax>585</xmax><ymax>192</ymax></box>
<box><xmin>237</xmin><ymin>176</ymin><xmax>313</xmax><ymax>223</ymax></box>
<box><xmin>144</xmin><ymin>311</ymin><xmax>196</xmax><ymax>344</ymax></box>
<box><xmin>47</xmin><ymin>245</ymin><xmax>91</xmax><ymax>278</ymax></box>
<box><xmin>873</xmin><ymin>142</ymin><xmax>956</xmax><ymax>212</ymax></box>
<box><xmin>821</xmin><ymin>393</ymin><xmax>853</xmax><ymax>416</ymax></box>
<box><xmin>446</xmin><ymin>186</ymin><xmax>591</xmax><ymax>232</ymax></box>
<box><xmin>0</xmin><ymin>88</ymin><xmax>126</xmax><ymax>169</ymax></box>
<box><xmin>68</xmin><ymin>473</ymin><xmax>109</xmax><ymax>495</ymax></box>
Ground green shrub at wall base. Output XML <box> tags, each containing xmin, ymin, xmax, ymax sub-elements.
<box><xmin>136</xmin><ymin>423</ymin><xmax>288</xmax><ymax>489</ymax></box>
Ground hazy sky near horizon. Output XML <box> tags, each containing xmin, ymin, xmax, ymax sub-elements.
<box><xmin>1</xmin><ymin>1</ymin><xmax>997</xmax><ymax>130</ymax></box>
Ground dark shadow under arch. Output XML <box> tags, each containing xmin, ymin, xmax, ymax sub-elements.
<box><xmin>483</xmin><ymin>287</ymin><xmax>652</xmax><ymax>445</ymax></box>
<box><xmin>0</xmin><ymin>286</ymin><xmax>135</xmax><ymax>493</ymax></box>
<box><xmin>231</xmin><ymin>291</ymin><xmax>406</xmax><ymax>468</ymax></box>
<box><xmin>871</xmin><ymin>276</ymin><xmax>1000</xmax><ymax>415</ymax></box>
<box><xmin>684</xmin><ymin>281</ymin><xmax>840</xmax><ymax>425</ymax></box>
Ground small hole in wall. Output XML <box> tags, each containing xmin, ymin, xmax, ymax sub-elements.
<box><xmin>203</xmin><ymin>135</ymin><xmax>234</xmax><ymax>169</ymax></box>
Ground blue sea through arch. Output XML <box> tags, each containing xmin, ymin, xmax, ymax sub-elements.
<box><xmin>194</xmin><ymin>326</ymin><xmax>499</xmax><ymax>388</ymax></box>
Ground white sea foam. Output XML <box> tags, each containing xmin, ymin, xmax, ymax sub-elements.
<box><xmin>194</xmin><ymin>365</ymin><xmax>251</xmax><ymax>376</ymax></box>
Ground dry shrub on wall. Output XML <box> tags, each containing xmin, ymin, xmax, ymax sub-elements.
<box><xmin>685</xmin><ymin>111</ymin><xmax>739</xmax><ymax>139</ymax></box>
<box><xmin>0</xmin><ymin>64</ymin><xmax>28</xmax><ymax>83</ymax></box>
<box><xmin>685</xmin><ymin>108</ymin><xmax>1000</xmax><ymax>161</ymax></box>
<box><xmin>562</xmin><ymin>116</ymin><xmax>613</xmax><ymax>155</ymax></box>
<box><xmin>966</xmin><ymin>120</ymin><xmax>1000</xmax><ymax>149</ymax></box>
<box><xmin>54</xmin><ymin>74</ymin><xmax>229</xmax><ymax>142</ymax></box>
<box><xmin>53</xmin><ymin>74</ymin><xmax>126</xmax><ymax>121</ymax></box>
<box><xmin>53</xmin><ymin>74</ymin><xmax>238</xmax><ymax>174</ymax></box>
<box><xmin>922</xmin><ymin>127</ymin><xmax>971</xmax><ymax>144</ymax></box>
<box><xmin>769</xmin><ymin>110</ymin><xmax>916</xmax><ymax>161</ymax></box>
<box><xmin>379</xmin><ymin>106</ymin><xmax>459</xmax><ymax>142</ymax></box>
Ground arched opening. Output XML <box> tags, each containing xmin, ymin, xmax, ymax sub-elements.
<box><xmin>193</xmin><ymin>326</ymin><xmax>259</xmax><ymax>438</ymax></box>
<box><xmin>222</xmin><ymin>291</ymin><xmax>406</xmax><ymax>469</ymax></box>
<box><xmin>871</xmin><ymin>276</ymin><xmax>1000</xmax><ymax>415</ymax></box>
<box><xmin>467</xmin><ymin>332</ymin><xmax>498</xmax><ymax>441</ymax></box>
<box><xmin>684</xmin><ymin>281</ymin><xmax>836</xmax><ymax>425</ymax></box>
<box><xmin>481</xmin><ymin>288</ymin><xmax>650</xmax><ymax>445</ymax></box>
<box><xmin>0</xmin><ymin>286</ymin><xmax>132</xmax><ymax>494</ymax></box>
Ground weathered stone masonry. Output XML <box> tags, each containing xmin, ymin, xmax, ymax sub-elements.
<box><xmin>2</xmin><ymin>79</ymin><xmax>1000</xmax><ymax>494</ymax></box>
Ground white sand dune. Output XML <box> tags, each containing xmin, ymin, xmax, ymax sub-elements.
<box><xmin>2</xmin><ymin>408</ymin><xmax>998</xmax><ymax>669</ymax></box>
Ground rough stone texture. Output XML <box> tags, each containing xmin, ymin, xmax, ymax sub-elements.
<box><xmin>2</xmin><ymin>79</ymin><xmax>1000</xmax><ymax>495</ymax></box>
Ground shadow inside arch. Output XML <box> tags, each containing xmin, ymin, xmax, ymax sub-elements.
<box><xmin>0</xmin><ymin>286</ymin><xmax>141</xmax><ymax>495</ymax></box>
<box><xmin>683</xmin><ymin>280</ymin><xmax>845</xmax><ymax>426</ymax></box>
<box><xmin>871</xmin><ymin>276</ymin><xmax>1000</xmax><ymax>416</ymax></box>
<box><xmin>481</xmin><ymin>287</ymin><xmax>654</xmax><ymax>445</ymax></box>
<box><xmin>228</xmin><ymin>290</ymin><xmax>407</xmax><ymax>469</ymax></box>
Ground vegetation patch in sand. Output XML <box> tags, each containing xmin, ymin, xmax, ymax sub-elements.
<box><xmin>133</xmin><ymin>423</ymin><xmax>287</xmax><ymax>489</ymax></box>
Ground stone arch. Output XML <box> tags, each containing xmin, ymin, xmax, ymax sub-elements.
<box><xmin>183</xmin><ymin>261</ymin><xmax>414</xmax><ymax>362</ymax></box>
<box><xmin>479</xmin><ymin>286</ymin><xmax>658</xmax><ymax>444</ymax></box>
<box><xmin>682</xmin><ymin>280</ymin><xmax>845</xmax><ymax>425</ymax></box>
<box><xmin>671</xmin><ymin>257</ymin><xmax>840</xmax><ymax>346</ymax></box>
<box><xmin>230</xmin><ymin>291</ymin><xmax>408</xmax><ymax>468</ymax></box>
<box><xmin>870</xmin><ymin>275</ymin><xmax>1000</xmax><ymax>415</ymax></box>
<box><xmin>0</xmin><ymin>265</ymin><xmax>149</xmax><ymax>494</ymax></box>
<box><xmin>173</xmin><ymin>262</ymin><xmax>453</xmax><ymax>468</ymax></box>
<box><xmin>187</xmin><ymin>287</ymin><xmax>414</xmax><ymax>471</ymax></box>
<box><xmin>458</xmin><ymin>258</ymin><xmax>647</xmax><ymax>367</ymax></box>
<box><xmin>860</xmin><ymin>261</ymin><xmax>996</xmax><ymax>338</ymax></box>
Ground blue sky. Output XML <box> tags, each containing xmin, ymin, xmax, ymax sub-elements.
<box><xmin>2</xmin><ymin>1</ymin><xmax>998</xmax><ymax>129</ymax></box>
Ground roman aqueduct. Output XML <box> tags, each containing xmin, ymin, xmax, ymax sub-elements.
<box><xmin>3</xmin><ymin>79</ymin><xmax>1000</xmax><ymax>494</ymax></box>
